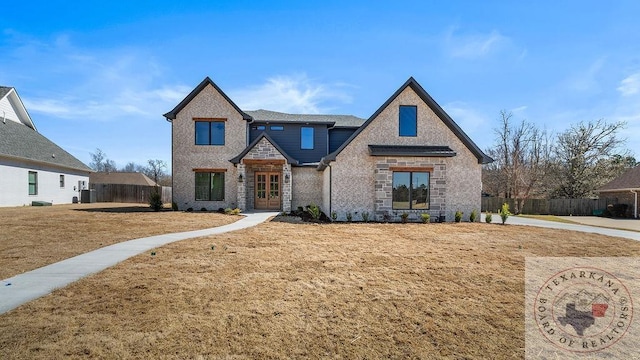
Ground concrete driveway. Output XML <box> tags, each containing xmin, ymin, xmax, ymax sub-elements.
<box><xmin>557</xmin><ymin>216</ymin><xmax>640</xmax><ymax>232</ymax></box>
<box><xmin>481</xmin><ymin>214</ymin><xmax>640</xmax><ymax>241</ymax></box>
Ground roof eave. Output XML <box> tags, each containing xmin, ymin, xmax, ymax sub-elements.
<box><xmin>0</xmin><ymin>153</ymin><xmax>92</xmax><ymax>173</ymax></box>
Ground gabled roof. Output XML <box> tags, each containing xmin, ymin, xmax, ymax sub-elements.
<box><xmin>245</xmin><ymin>109</ymin><xmax>365</xmax><ymax>127</ymax></box>
<box><xmin>163</xmin><ymin>77</ymin><xmax>252</xmax><ymax>121</ymax></box>
<box><xmin>0</xmin><ymin>118</ymin><xmax>92</xmax><ymax>172</ymax></box>
<box><xmin>319</xmin><ymin>77</ymin><xmax>493</xmax><ymax>169</ymax></box>
<box><xmin>90</xmin><ymin>172</ymin><xmax>157</xmax><ymax>186</ymax></box>
<box><xmin>368</xmin><ymin>145</ymin><xmax>456</xmax><ymax>157</ymax></box>
<box><xmin>229</xmin><ymin>132</ymin><xmax>299</xmax><ymax>165</ymax></box>
<box><xmin>0</xmin><ymin>86</ymin><xmax>37</xmax><ymax>130</ymax></box>
<box><xmin>597</xmin><ymin>166</ymin><xmax>640</xmax><ymax>192</ymax></box>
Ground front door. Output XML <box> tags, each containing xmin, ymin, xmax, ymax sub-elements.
<box><xmin>255</xmin><ymin>172</ymin><xmax>281</xmax><ymax>210</ymax></box>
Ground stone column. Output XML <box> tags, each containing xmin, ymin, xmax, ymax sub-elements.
<box><xmin>237</xmin><ymin>163</ymin><xmax>246</xmax><ymax>210</ymax></box>
<box><xmin>282</xmin><ymin>163</ymin><xmax>292</xmax><ymax>213</ymax></box>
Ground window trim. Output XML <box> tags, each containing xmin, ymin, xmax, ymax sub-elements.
<box><xmin>195</xmin><ymin>121</ymin><xmax>225</xmax><ymax>145</ymax></box>
<box><xmin>392</xmin><ymin>170</ymin><xmax>430</xmax><ymax>210</ymax></box>
<box><xmin>28</xmin><ymin>171</ymin><xmax>38</xmax><ymax>195</ymax></box>
<box><xmin>300</xmin><ymin>126</ymin><xmax>314</xmax><ymax>150</ymax></box>
<box><xmin>399</xmin><ymin>105</ymin><xmax>418</xmax><ymax>137</ymax></box>
<box><xmin>194</xmin><ymin>171</ymin><xmax>225</xmax><ymax>201</ymax></box>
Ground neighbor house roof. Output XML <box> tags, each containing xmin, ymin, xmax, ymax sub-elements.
<box><xmin>319</xmin><ymin>77</ymin><xmax>493</xmax><ymax>169</ymax></box>
<box><xmin>90</xmin><ymin>172</ymin><xmax>157</xmax><ymax>186</ymax></box>
<box><xmin>229</xmin><ymin>133</ymin><xmax>299</xmax><ymax>165</ymax></box>
<box><xmin>368</xmin><ymin>145</ymin><xmax>457</xmax><ymax>157</ymax></box>
<box><xmin>597</xmin><ymin>166</ymin><xmax>640</xmax><ymax>192</ymax></box>
<box><xmin>245</xmin><ymin>109</ymin><xmax>365</xmax><ymax>127</ymax></box>
<box><xmin>0</xmin><ymin>118</ymin><xmax>91</xmax><ymax>172</ymax></box>
<box><xmin>163</xmin><ymin>77</ymin><xmax>252</xmax><ymax>121</ymax></box>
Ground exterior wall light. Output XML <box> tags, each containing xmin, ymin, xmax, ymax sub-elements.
<box><xmin>285</xmin><ymin>174</ymin><xmax>290</xmax><ymax>183</ymax></box>
<box><xmin>238</xmin><ymin>174</ymin><xmax>243</xmax><ymax>182</ymax></box>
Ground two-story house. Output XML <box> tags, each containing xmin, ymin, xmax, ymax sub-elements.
<box><xmin>164</xmin><ymin>77</ymin><xmax>492</xmax><ymax>221</ymax></box>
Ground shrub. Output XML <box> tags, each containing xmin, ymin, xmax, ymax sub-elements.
<box><xmin>485</xmin><ymin>211</ymin><xmax>493</xmax><ymax>223</ymax></box>
<box><xmin>331</xmin><ymin>211</ymin><xmax>337</xmax><ymax>221</ymax></box>
<box><xmin>382</xmin><ymin>212</ymin><xmax>391</xmax><ymax>222</ymax></box>
<box><xmin>469</xmin><ymin>209</ymin><xmax>477</xmax><ymax>223</ymax></box>
<box><xmin>361</xmin><ymin>211</ymin><xmax>370</xmax><ymax>223</ymax></box>
<box><xmin>171</xmin><ymin>202</ymin><xmax>178</xmax><ymax>211</ymax></box>
<box><xmin>454</xmin><ymin>210</ymin><xmax>463</xmax><ymax>223</ymax></box>
<box><xmin>346</xmin><ymin>212</ymin><xmax>353</xmax><ymax>222</ymax></box>
<box><xmin>200</xmin><ymin>207</ymin><xmax>208</xmax><ymax>212</ymax></box>
<box><xmin>420</xmin><ymin>213</ymin><xmax>431</xmax><ymax>223</ymax></box>
<box><xmin>149</xmin><ymin>191</ymin><xmax>163</xmax><ymax>212</ymax></box>
<box><xmin>230</xmin><ymin>208</ymin><xmax>241</xmax><ymax>215</ymax></box>
<box><xmin>307</xmin><ymin>204</ymin><xmax>321</xmax><ymax>220</ymax></box>
<box><xmin>217</xmin><ymin>207</ymin><xmax>226</xmax><ymax>214</ymax></box>
<box><xmin>186</xmin><ymin>207</ymin><xmax>193</xmax><ymax>212</ymax></box>
<box><xmin>401</xmin><ymin>212</ymin><xmax>409</xmax><ymax>223</ymax></box>
<box><xmin>499</xmin><ymin>203</ymin><xmax>511</xmax><ymax>225</ymax></box>
<box><xmin>224</xmin><ymin>208</ymin><xmax>233</xmax><ymax>214</ymax></box>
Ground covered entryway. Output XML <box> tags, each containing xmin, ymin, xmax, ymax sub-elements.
<box><xmin>255</xmin><ymin>172</ymin><xmax>281</xmax><ymax>210</ymax></box>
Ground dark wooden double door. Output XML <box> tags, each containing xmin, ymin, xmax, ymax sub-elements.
<box><xmin>255</xmin><ymin>172</ymin><xmax>281</xmax><ymax>210</ymax></box>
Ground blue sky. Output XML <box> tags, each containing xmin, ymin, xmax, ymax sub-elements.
<box><xmin>2</xmin><ymin>1</ymin><xmax>640</xmax><ymax>170</ymax></box>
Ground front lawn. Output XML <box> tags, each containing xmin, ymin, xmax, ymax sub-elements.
<box><xmin>1</xmin><ymin>221</ymin><xmax>639</xmax><ymax>358</ymax></box>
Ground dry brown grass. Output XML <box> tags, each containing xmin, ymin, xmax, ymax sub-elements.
<box><xmin>2</xmin><ymin>221</ymin><xmax>640</xmax><ymax>359</ymax></box>
<box><xmin>0</xmin><ymin>203</ymin><xmax>239</xmax><ymax>279</ymax></box>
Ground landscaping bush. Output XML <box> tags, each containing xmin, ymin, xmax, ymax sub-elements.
<box><xmin>331</xmin><ymin>211</ymin><xmax>337</xmax><ymax>221</ymax></box>
<box><xmin>217</xmin><ymin>208</ymin><xmax>226</xmax><ymax>214</ymax></box>
<box><xmin>307</xmin><ymin>204</ymin><xmax>321</xmax><ymax>220</ymax></box>
<box><xmin>200</xmin><ymin>207</ymin><xmax>208</xmax><ymax>212</ymax></box>
<box><xmin>401</xmin><ymin>212</ymin><xmax>409</xmax><ymax>223</ymax></box>
<box><xmin>454</xmin><ymin>211</ymin><xmax>463</xmax><ymax>223</ymax></box>
<box><xmin>149</xmin><ymin>191</ymin><xmax>163</xmax><ymax>212</ymax></box>
<box><xmin>230</xmin><ymin>208</ymin><xmax>241</xmax><ymax>215</ymax></box>
<box><xmin>224</xmin><ymin>208</ymin><xmax>233</xmax><ymax>214</ymax></box>
<box><xmin>361</xmin><ymin>211</ymin><xmax>370</xmax><ymax>223</ymax></box>
<box><xmin>186</xmin><ymin>207</ymin><xmax>193</xmax><ymax>212</ymax></box>
<box><xmin>420</xmin><ymin>213</ymin><xmax>430</xmax><ymax>223</ymax></box>
<box><xmin>485</xmin><ymin>211</ymin><xmax>493</xmax><ymax>223</ymax></box>
<box><xmin>499</xmin><ymin>203</ymin><xmax>511</xmax><ymax>225</ymax></box>
<box><xmin>346</xmin><ymin>212</ymin><xmax>353</xmax><ymax>222</ymax></box>
<box><xmin>469</xmin><ymin>209</ymin><xmax>477</xmax><ymax>223</ymax></box>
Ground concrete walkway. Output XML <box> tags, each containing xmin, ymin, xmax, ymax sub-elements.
<box><xmin>482</xmin><ymin>214</ymin><xmax>640</xmax><ymax>241</ymax></box>
<box><xmin>0</xmin><ymin>212</ymin><xmax>278</xmax><ymax>315</ymax></box>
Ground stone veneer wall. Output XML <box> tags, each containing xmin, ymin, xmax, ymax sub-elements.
<box><xmin>291</xmin><ymin>167</ymin><xmax>323</xmax><ymax>211</ymax></box>
<box><xmin>171</xmin><ymin>84</ymin><xmax>246</xmax><ymax>211</ymax></box>
<box><xmin>328</xmin><ymin>86</ymin><xmax>482</xmax><ymax>221</ymax></box>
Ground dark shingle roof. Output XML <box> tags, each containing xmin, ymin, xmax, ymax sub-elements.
<box><xmin>0</xmin><ymin>86</ymin><xmax>12</xmax><ymax>99</ymax></box>
<box><xmin>368</xmin><ymin>145</ymin><xmax>456</xmax><ymax>157</ymax></box>
<box><xmin>0</xmin><ymin>119</ymin><xmax>91</xmax><ymax>172</ymax></box>
<box><xmin>245</xmin><ymin>109</ymin><xmax>365</xmax><ymax>128</ymax></box>
<box><xmin>598</xmin><ymin>166</ymin><xmax>640</xmax><ymax>191</ymax></box>
<box><xmin>90</xmin><ymin>172</ymin><xmax>157</xmax><ymax>186</ymax></box>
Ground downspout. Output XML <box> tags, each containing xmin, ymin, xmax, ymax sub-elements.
<box><xmin>329</xmin><ymin>163</ymin><xmax>332</xmax><ymax>216</ymax></box>
<box><xmin>165</xmin><ymin>117</ymin><xmax>174</xmax><ymax>208</ymax></box>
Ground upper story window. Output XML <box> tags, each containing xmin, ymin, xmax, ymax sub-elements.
<box><xmin>256</xmin><ymin>125</ymin><xmax>266</xmax><ymax>130</ymax></box>
<box><xmin>28</xmin><ymin>171</ymin><xmax>38</xmax><ymax>195</ymax></box>
<box><xmin>399</xmin><ymin>105</ymin><xmax>417</xmax><ymax>137</ymax></box>
<box><xmin>301</xmin><ymin>127</ymin><xmax>314</xmax><ymax>149</ymax></box>
<box><xmin>195</xmin><ymin>119</ymin><xmax>225</xmax><ymax>145</ymax></box>
<box><xmin>270</xmin><ymin>125</ymin><xmax>284</xmax><ymax>131</ymax></box>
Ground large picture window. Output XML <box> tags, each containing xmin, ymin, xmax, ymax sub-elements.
<box><xmin>195</xmin><ymin>121</ymin><xmax>225</xmax><ymax>145</ymax></box>
<box><xmin>399</xmin><ymin>105</ymin><xmax>417</xmax><ymax>137</ymax></box>
<box><xmin>195</xmin><ymin>172</ymin><xmax>225</xmax><ymax>201</ymax></box>
<box><xmin>28</xmin><ymin>171</ymin><xmax>38</xmax><ymax>195</ymax></box>
<box><xmin>301</xmin><ymin>127</ymin><xmax>314</xmax><ymax>149</ymax></box>
<box><xmin>392</xmin><ymin>171</ymin><xmax>429</xmax><ymax>209</ymax></box>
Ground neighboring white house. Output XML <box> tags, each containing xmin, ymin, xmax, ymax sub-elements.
<box><xmin>0</xmin><ymin>86</ymin><xmax>91</xmax><ymax>207</ymax></box>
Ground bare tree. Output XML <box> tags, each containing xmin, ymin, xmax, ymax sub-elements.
<box><xmin>552</xmin><ymin>119</ymin><xmax>628</xmax><ymax>198</ymax></box>
<box><xmin>483</xmin><ymin>111</ymin><xmax>552</xmax><ymax>214</ymax></box>
<box><xmin>121</xmin><ymin>162</ymin><xmax>145</xmax><ymax>173</ymax></box>
<box><xmin>89</xmin><ymin>148</ymin><xmax>117</xmax><ymax>172</ymax></box>
<box><xmin>145</xmin><ymin>159</ymin><xmax>167</xmax><ymax>185</ymax></box>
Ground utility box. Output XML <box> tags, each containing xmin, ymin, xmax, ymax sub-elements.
<box><xmin>81</xmin><ymin>189</ymin><xmax>96</xmax><ymax>203</ymax></box>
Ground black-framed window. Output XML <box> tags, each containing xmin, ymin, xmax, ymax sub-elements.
<box><xmin>195</xmin><ymin>172</ymin><xmax>225</xmax><ymax>201</ymax></box>
<box><xmin>256</xmin><ymin>125</ymin><xmax>266</xmax><ymax>130</ymax></box>
<box><xmin>195</xmin><ymin>121</ymin><xmax>225</xmax><ymax>145</ymax></box>
<box><xmin>301</xmin><ymin>127</ymin><xmax>314</xmax><ymax>149</ymax></box>
<box><xmin>392</xmin><ymin>171</ymin><xmax>429</xmax><ymax>209</ymax></box>
<box><xmin>399</xmin><ymin>105</ymin><xmax>417</xmax><ymax>137</ymax></box>
<box><xmin>59</xmin><ymin>175</ymin><xmax>65</xmax><ymax>188</ymax></box>
<box><xmin>28</xmin><ymin>171</ymin><xmax>38</xmax><ymax>195</ymax></box>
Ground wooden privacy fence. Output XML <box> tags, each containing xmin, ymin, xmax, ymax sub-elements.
<box><xmin>92</xmin><ymin>184</ymin><xmax>172</xmax><ymax>204</ymax></box>
<box><xmin>481</xmin><ymin>197</ymin><xmax>622</xmax><ymax>216</ymax></box>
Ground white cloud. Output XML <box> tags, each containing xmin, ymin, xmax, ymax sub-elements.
<box><xmin>444</xmin><ymin>29</ymin><xmax>509</xmax><ymax>59</ymax></box>
<box><xmin>617</xmin><ymin>72</ymin><xmax>640</xmax><ymax>96</ymax></box>
<box><xmin>230</xmin><ymin>74</ymin><xmax>352</xmax><ymax>114</ymax></box>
